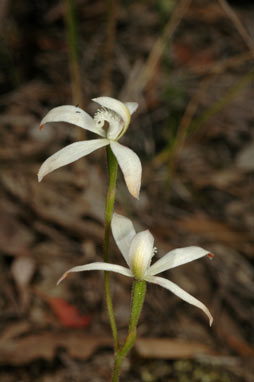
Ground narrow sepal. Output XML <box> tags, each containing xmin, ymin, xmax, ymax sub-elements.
<box><xmin>38</xmin><ymin>139</ymin><xmax>109</xmax><ymax>181</ymax></box>
<box><xmin>57</xmin><ymin>262</ymin><xmax>133</xmax><ymax>285</ymax></box>
<box><xmin>147</xmin><ymin>246</ymin><xmax>212</xmax><ymax>276</ymax></box>
<box><xmin>40</xmin><ymin>105</ymin><xmax>106</xmax><ymax>137</ymax></box>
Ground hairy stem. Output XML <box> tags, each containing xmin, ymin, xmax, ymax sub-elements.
<box><xmin>104</xmin><ymin>145</ymin><xmax>119</xmax><ymax>351</ymax></box>
<box><xmin>112</xmin><ymin>280</ymin><xmax>146</xmax><ymax>382</ymax></box>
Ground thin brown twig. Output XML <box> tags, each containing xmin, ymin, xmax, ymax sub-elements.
<box><xmin>102</xmin><ymin>0</ymin><xmax>119</xmax><ymax>96</ymax></box>
<box><xmin>120</xmin><ymin>0</ymin><xmax>192</xmax><ymax>100</ymax></box>
<box><xmin>0</xmin><ymin>0</ymin><xmax>9</xmax><ymax>35</ymax></box>
<box><xmin>64</xmin><ymin>0</ymin><xmax>86</xmax><ymax>169</ymax></box>
<box><xmin>172</xmin><ymin>76</ymin><xmax>214</xmax><ymax>159</ymax></box>
<box><xmin>190</xmin><ymin>51</ymin><xmax>253</xmax><ymax>75</ymax></box>
<box><xmin>138</xmin><ymin>0</ymin><xmax>192</xmax><ymax>91</ymax></box>
<box><xmin>218</xmin><ymin>0</ymin><xmax>254</xmax><ymax>58</ymax></box>
<box><xmin>153</xmin><ymin>50</ymin><xmax>253</xmax><ymax>170</ymax></box>
<box><xmin>174</xmin><ymin>51</ymin><xmax>254</xmax><ymax>153</ymax></box>
<box><xmin>64</xmin><ymin>0</ymin><xmax>84</xmax><ymax>109</ymax></box>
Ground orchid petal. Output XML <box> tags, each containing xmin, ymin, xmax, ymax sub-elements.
<box><xmin>57</xmin><ymin>262</ymin><xmax>133</xmax><ymax>285</ymax></box>
<box><xmin>111</xmin><ymin>213</ymin><xmax>136</xmax><ymax>265</ymax></box>
<box><xmin>92</xmin><ymin>97</ymin><xmax>130</xmax><ymax>129</ymax></box>
<box><xmin>125</xmin><ymin>102</ymin><xmax>138</xmax><ymax>115</ymax></box>
<box><xmin>110</xmin><ymin>141</ymin><xmax>141</xmax><ymax>199</ymax></box>
<box><xmin>38</xmin><ymin>139</ymin><xmax>109</xmax><ymax>181</ymax></box>
<box><xmin>129</xmin><ymin>230</ymin><xmax>154</xmax><ymax>279</ymax></box>
<box><xmin>146</xmin><ymin>275</ymin><xmax>213</xmax><ymax>326</ymax></box>
<box><xmin>147</xmin><ymin>246</ymin><xmax>212</xmax><ymax>276</ymax></box>
<box><xmin>40</xmin><ymin>105</ymin><xmax>106</xmax><ymax>137</ymax></box>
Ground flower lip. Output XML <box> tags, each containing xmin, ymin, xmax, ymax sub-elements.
<box><xmin>92</xmin><ymin>98</ymin><xmax>138</xmax><ymax>141</ymax></box>
<box><xmin>94</xmin><ymin>107</ymin><xmax>124</xmax><ymax>140</ymax></box>
<box><xmin>92</xmin><ymin>97</ymin><xmax>131</xmax><ymax>131</ymax></box>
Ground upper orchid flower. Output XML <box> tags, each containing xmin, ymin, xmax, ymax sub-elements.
<box><xmin>38</xmin><ymin>97</ymin><xmax>141</xmax><ymax>199</ymax></box>
<box><xmin>58</xmin><ymin>213</ymin><xmax>214</xmax><ymax>325</ymax></box>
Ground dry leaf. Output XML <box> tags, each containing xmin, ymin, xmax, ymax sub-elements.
<box><xmin>0</xmin><ymin>204</ymin><xmax>33</xmax><ymax>256</ymax></box>
<box><xmin>11</xmin><ymin>256</ymin><xmax>35</xmax><ymax>288</ymax></box>
<box><xmin>11</xmin><ymin>256</ymin><xmax>35</xmax><ymax>310</ymax></box>
<box><xmin>215</xmin><ymin>312</ymin><xmax>254</xmax><ymax>357</ymax></box>
<box><xmin>135</xmin><ymin>338</ymin><xmax>214</xmax><ymax>359</ymax></box>
<box><xmin>236</xmin><ymin>142</ymin><xmax>254</xmax><ymax>171</ymax></box>
<box><xmin>0</xmin><ymin>332</ymin><xmax>214</xmax><ymax>365</ymax></box>
<box><xmin>46</xmin><ymin>297</ymin><xmax>92</xmax><ymax>328</ymax></box>
<box><xmin>176</xmin><ymin>215</ymin><xmax>246</xmax><ymax>245</ymax></box>
<box><xmin>0</xmin><ymin>332</ymin><xmax>111</xmax><ymax>365</ymax></box>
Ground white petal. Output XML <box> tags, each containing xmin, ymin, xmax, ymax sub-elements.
<box><xmin>111</xmin><ymin>213</ymin><xmax>136</xmax><ymax>265</ymax></box>
<box><xmin>110</xmin><ymin>141</ymin><xmax>142</xmax><ymax>199</ymax></box>
<box><xmin>38</xmin><ymin>139</ymin><xmax>109</xmax><ymax>181</ymax></box>
<box><xmin>147</xmin><ymin>246</ymin><xmax>212</xmax><ymax>276</ymax></box>
<box><xmin>57</xmin><ymin>262</ymin><xmax>133</xmax><ymax>285</ymax></box>
<box><xmin>146</xmin><ymin>275</ymin><xmax>213</xmax><ymax>326</ymax></box>
<box><xmin>129</xmin><ymin>230</ymin><xmax>154</xmax><ymax>279</ymax></box>
<box><xmin>40</xmin><ymin>105</ymin><xmax>106</xmax><ymax>137</ymax></box>
<box><xmin>125</xmin><ymin>102</ymin><xmax>138</xmax><ymax>115</ymax></box>
<box><xmin>92</xmin><ymin>97</ymin><xmax>130</xmax><ymax>129</ymax></box>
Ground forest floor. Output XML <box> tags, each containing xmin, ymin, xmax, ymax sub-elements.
<box><xmin>0</xmin><ymin>0</ymin><xmax>253</xmax><ymax>381</ymax></box>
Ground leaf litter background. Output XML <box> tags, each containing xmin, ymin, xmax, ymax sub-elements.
<box><xmin>0</xmin><ymin>0</ymin><xmax>253</xmax><ymax>381</ymax></box>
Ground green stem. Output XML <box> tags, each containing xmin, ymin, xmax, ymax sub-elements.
<box><xmin>112</xmin><ymin>280</ymin><xmax>146</xmax><ymax>382</ymax></box>
<box><xmin>104</xmin><ymin>145</ymin><xmax>119</xmax><ymax>351</ymax></box>
<box><xmin>129</xmin><ymin>280</ymin><xmax>147</xmax><ymax>332</ymax></box>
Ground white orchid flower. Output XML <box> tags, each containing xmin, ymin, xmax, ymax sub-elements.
<box><xmin>38</xmin><ymin>97</ymin><xmax>141</xmax><ymax>199</ymax></box>
<box><xmin>58</xmin><ymin>213</ymin><xmax>214</xmax><ymax>326</ymax></box>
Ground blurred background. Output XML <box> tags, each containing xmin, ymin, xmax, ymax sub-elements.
<box><xmin>0</xmin><ymin>0</ymin><xmax>253</xmax><ymax>381</ymax></box>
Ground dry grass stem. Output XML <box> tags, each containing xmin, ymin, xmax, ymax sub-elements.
<box><xmin>218</xmin><ymin>0</ymin><xmax>254</xmax><ymax>57</ymax></box>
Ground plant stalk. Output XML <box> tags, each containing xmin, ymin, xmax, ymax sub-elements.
<box><xmin>112</xmin><ymin>280</ymin><xmax>146</xmax><ymax>382</ymax></box>
<box><xmin>104</xmin><ymin>145</ymin><xmax>119</xmax><ymax>351</ymax></box>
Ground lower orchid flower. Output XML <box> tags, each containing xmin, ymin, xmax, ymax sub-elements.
<box><xmin>58</xmin><ymin>213</ymin><xmax>214</xmax><ymax>326</ymax></box>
